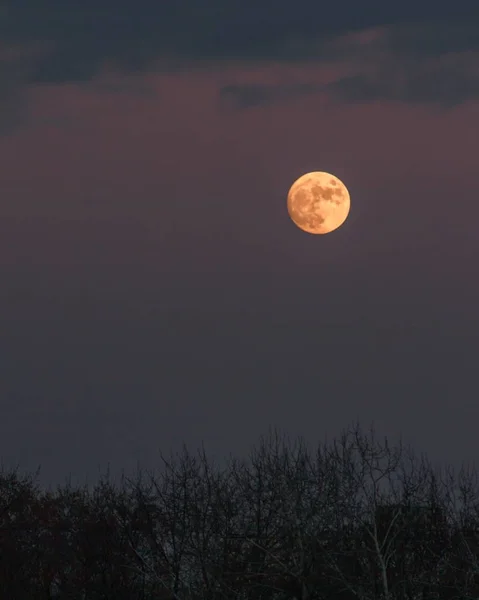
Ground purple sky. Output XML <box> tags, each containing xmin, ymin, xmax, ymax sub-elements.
<box><xmin>1</xmin><ymin>2</ymin><xmax>479</xmax><ymax>489</ymax></box>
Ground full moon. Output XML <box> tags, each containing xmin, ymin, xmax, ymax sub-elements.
<box><xmin>287</xmin><ymin>171</ymin><xmax>350</xmax><ymax>234</ymax></box>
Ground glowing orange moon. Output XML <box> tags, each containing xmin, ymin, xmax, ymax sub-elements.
<box><xmin>287</xmin><ymin>171</ymin><xmax>350</xmax><ymax>234</ymax></box>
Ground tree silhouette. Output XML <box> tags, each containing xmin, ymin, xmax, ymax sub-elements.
<box><xmin>1</xmin><ymin>422</ymin><xmax>479</xmax><ymax>599</ymax></box>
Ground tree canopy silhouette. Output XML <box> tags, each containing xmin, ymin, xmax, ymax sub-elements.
<box><xmin>1</xmin><ymin>422</ymin><xmax>479</xmax><ymax>599</ymax></box>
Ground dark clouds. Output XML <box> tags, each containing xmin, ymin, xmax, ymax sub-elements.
<box><xmin>327</xmin><ymin>22</ymin><xmax>479</xmax><ymax>107</ymax></box>
<box><xmin>0</xmin><ymin>55</ymin><xmax>24</xmax><ymax>135</ymax></box>
<box><xmin>1</xmin><ymin>1</ymin><xmax>477</xmax><ymax>79</ymax></box>
<box><xmin>219</xmin><ymin>82</ymin><xmax>325</xmax><ymax>109</ymax></box>
<box><xmin>1</xmin><ymin>0</ymin><xmax>479</xmax><ymax>125</ymax></box>
<box><xmin>220</xmin><ymin>20</ymin><xmax>479</xmax><ymax>110</ymax></box>
<box><xmin>329</xmin><ymin>60</ymin><xmax>479</xmax><ymax>107</ymax></box>
<box><xmin>0</xmin><ymin>42</ymin><xmax>48</xmax><ymax>135</ymax></box>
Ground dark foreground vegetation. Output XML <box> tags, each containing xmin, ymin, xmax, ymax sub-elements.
<box><xmin>1</xmin><ymin>422</ymin><xmax>479</xmax><ymax>599</ymax></box>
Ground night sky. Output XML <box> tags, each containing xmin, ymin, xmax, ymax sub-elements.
<box><xmin>1</xmin><ymin>1</ymin><xmax>479</xmax><ymax>490</ymax></box>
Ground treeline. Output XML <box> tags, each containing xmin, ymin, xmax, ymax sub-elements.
<box><xmin>1</xmin><ymin>422</ymin><xmax>479</xmax><ymax>599</ymax></box>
